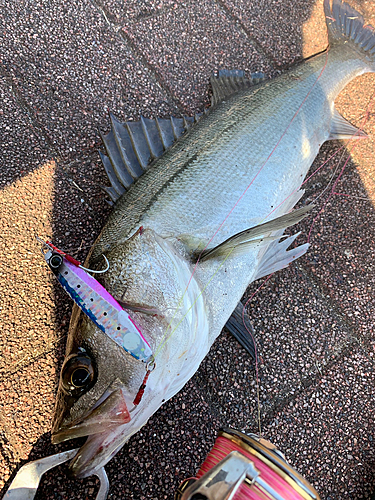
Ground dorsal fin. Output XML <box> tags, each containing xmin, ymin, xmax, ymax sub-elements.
<box><xmin>210</xmin><ymin>69</ymin><xmax>266</xmax><ymax>107</ymax></box>
<box><xmin>100</xmin><ymin>113</ymin><xmax>204</xmax><ymax>203</ymax></box>
<box><xmin>100</xmin><ymin>69</ymin><xmax>265</xmax><ymax>204</ymax></box>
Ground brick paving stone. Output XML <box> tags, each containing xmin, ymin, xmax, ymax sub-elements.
<box><xmin>195</xmin><ymin>263</ymin><xmax>355</xmax><ymax>431</ymax></box>
<box><xmin>0</xmin><ymin>354</ymin><xmax>59</xmax><ymax>490</ymax></box>
<box><xmin>0</xmin><ymin>159</ymin><xmax>63</xmax><ymax>375</ymax></box>
<box><xmin>124</xmin><ymin>0</ymin><xmax>272</xmax><ymax>111</ymax></box>
<box><xmin>94</xmin><ymin>0</ymin><xmax>177</xmax><ymax>26</ymax></box>
<box><xmin>220</xmin><ymin>0</ymin><xmax>319</xmax><ymax>66</ymax></box>
<box><xmin>0</xmin><ymin>0</ymin><xmax>179</xmax><ymax>158</ymax></box>
<box><xmin>0</xmin><ymin>76</ymin><xmax>52</xmax><ymax>188</ymax></box>
<box><xmin>262</xmin><ymin>346</ymin><xmax>375</xmax><ymax>499</ymax></box>
<box><xmin>296</xmin><ymin>74</ymin><xmax>375</xmax><ymax>342</ymax></box>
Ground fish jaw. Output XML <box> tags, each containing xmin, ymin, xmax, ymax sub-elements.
<box><xmin>67</xmin><ymin>425</ymin><xmax>130</xmax><ymax>478</ymax></box>
<box><xmin>65</xmin><ymin>397</ymin><xmax>164</xmax><ymax>478</ymax></box>
<box><xmin>52</xmin><ymin>384</ymin><xmax>131</xmax><ymax>444</ymax></box>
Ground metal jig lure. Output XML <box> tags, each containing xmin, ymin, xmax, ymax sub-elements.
<box><xmin>37</xmin><ymin>238</ymin><xmax>153</xmax><ymax>363</ymax></box>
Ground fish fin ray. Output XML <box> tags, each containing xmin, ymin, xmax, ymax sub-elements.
<box><xmin>114</xmin><ymin>297</ymin><xmax>164</xmax><ymax>318</ymax></box>
<box><xmin>253</xmin><ymin>233</ymin><xmax>309</xmax><ymax>281</ymax></box>
<box><xmin>197</xmin><ymin>204</ymin><xmax>313</xmax><ymax>261</ymax></box>
<box><xmin>100</xmin><ymin>113</ymin><xmax>203</xmax><ymax>202</ymax></box>
<box><xmin>324</xmin><ymin>0</ymin><xmax>375</xmax><ymax>68</ymax></box>
<box><xmin>328</xmin><ymin>107</ymin><xmax>368</xmax><ymax>140</ymax></box>
<box><xmin>224</xmin><ymin>300</ymin><xmax>257</xmax><ymax>360</ymax></box>
<box><xmin>210</xmin><ymin>69</ymin><xmax>266</xmax><ymax>107</ymax></box>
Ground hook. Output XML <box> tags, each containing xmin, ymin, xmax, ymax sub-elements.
<box><xmin>79</xmin><ymin>255</ymin><xmax>110</xmax><ymax>274</ymax></box>
<box><xmin>36</xmin><ymin>237</ymin><xmax>110</xmax><ymax>274</ymax></box>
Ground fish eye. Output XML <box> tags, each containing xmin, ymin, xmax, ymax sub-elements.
<box><xmin>61</xmin><ymin>354</ymin><xmax>95</xmax><ymax>395</ymax></box>
<box><xmin>49</xmin><ymin>253</ymin><xmax>63</xmax><ymax>270</ymax></box>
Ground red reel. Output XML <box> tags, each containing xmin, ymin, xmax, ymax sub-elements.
<box><xmin>176</xmin><ymin>428</ymin><xmax>320</xmax><ymax>500</ymax></box>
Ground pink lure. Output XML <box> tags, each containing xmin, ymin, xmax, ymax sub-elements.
<box><xmin>42</xmin><ymin>241</ymin><xmax>153</xmax><ymax>363</ymax></box>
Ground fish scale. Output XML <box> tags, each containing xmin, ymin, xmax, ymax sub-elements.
<box><xmin>91</xmin><ymin>61</ymin><xmax>330</xmax><ymax>261</ymax></box>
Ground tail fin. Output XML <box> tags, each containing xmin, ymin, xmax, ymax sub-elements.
<box><xmin>324</xmin><ymin>0</ymin><xmax>375</xmax><ymax>65</ymax></box>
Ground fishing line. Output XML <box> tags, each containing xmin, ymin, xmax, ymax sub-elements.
<box><xmin>239</xmin><ymin>88</ymin><xmax>375</xmax><ymax>434</ymax></box>
<box><xmin>194</xmin><ymin>50</ymin><xmax>330</xmax><ymax>268</ymax></box>
<box><xmin>308</xmin><ymin>86</ymin><xmax>375</xmax><ymax>241</ymax></box>
<box><xmin>308</xmin><ymin>143</ymin><xmax>358</xmax><ymax>242</ymax></box>
<box><xmin>331</xmin><ymin>192</ymin><xmax>370</xmax><ymax>201</ymax></box>
<box><xmin>154</xmin><ymin>49</ymin><xmax>331</xmax><ymax>402</ymax></box>
<box><xmin>158</xmin><ymin>51</ymin><xmax>331</xmax><ymax>335</ymax></box>
<box><xmin>241</xmin><ymin>272</ymin><xmax>275</xmax><ymax>437</ymax></box>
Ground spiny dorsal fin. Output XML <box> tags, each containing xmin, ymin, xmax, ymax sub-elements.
<box><xmin>100</xmin><ymin>113</ymin><xmax>203</xmax><ymax>203</ymax></box>
<box><xmin>100</xmin><ymin>69</ymin><xmax>264</xmax><ymax>203</ymax></box>
<box><xmin>210</xmin><ymin>69</ymin><xmax>266</xmax><ymax>107</ymax></box>
<box><xmin>196</xmin><ymin>204</ymin><xmax>313</xmax><ymax>261</ymax></box>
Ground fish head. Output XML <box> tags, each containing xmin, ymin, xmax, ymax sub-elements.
<box><xmin>51</xmin><ymin>227</ymin><xmax>209</xmax><ymax>478</ymax></box>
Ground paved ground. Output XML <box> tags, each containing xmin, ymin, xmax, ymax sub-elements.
<box><xmin>1</xmin><ymin>0</ymin><xmax>375</xmax><ymax>498</ymax></box>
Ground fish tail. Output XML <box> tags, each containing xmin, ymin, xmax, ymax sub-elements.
<box><xmin>324</xmin><ymin>0</ymin><xmax>375</xmax><ymax>69</ymax></box>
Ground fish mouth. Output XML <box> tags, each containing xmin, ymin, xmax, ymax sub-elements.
<box><xmin>52</xmin><ymin>387</ymin><xmax>131</xmax><ymax>443</ymax></box>
<box><xmin>51</xmin><ymin>387</ymin><xmax>131</xmax><ymax>477</ymax></box>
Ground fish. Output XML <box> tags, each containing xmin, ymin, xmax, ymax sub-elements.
<box><xmin>49</xmin><ymin>0</ymin><xmax>375</xmax><ymax>478</ymax></box>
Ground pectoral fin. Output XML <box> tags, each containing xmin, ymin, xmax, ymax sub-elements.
<box><xmin>196</xmin><ymin>204</ymin><xmax>313</xmax><ymax>261</ymax></box>
<box><xmin>115</xmin><ymin>297</ymin><xmax>164</xmax><ymax>317</ymax></box>
<box><xmin>224</xmin><ymin>301</ymin><xmax>257</xmax><ymax>360</ymax></box>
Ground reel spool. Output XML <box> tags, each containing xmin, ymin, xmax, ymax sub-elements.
<box><xmin>175</xmin><ymin>428</ymin><xmax>320</xmax><ymax>500</ymax></box>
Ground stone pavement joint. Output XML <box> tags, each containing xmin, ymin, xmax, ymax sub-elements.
<box><xmin>0</xmin><ymin>66</ymin><xmax>60</xmax><ymax>157</ymax></box>
<box><xmin>212</xmin><ymin>0</ymin><xmax>277</xmax><ymax>70</ymax></box>
<box><xmin>0</xmin><ymin>337</ymin><xmax>65</xmax><ymax>382</ymax></box>
<box><xmin>297</xmin><ymin>264</ymin><xmax>372</xmax><ymax>344</ymax></box>
<box><xmin>89</xmin><ymin>0</ymin><xmax>188</xmax><ymax>114</ymax></box>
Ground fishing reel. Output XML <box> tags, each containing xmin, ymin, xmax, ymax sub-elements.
<box><xmin>5</xmin><ymin>428</ymin><xmax>320</xmax><ymax>500</ymax></box>
<box><xmin>175</xmin><ymin>428</ymin><xmax>320</xmax><ymax>500</ymax></box>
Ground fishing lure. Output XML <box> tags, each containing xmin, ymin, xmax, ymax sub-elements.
<box><xmin>38</xmin><ymin>239</ymin><xmax>153</xmax><ymax>363</ymax></box>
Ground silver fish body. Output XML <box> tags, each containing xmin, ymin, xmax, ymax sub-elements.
<box><xmin>51</xmin><ymin>0</ymin><xmax>375</xmax><ymax>478</ymax></box>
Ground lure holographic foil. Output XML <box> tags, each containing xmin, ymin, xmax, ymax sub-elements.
<box><xmin>41</xmin><ymin>241</ymin><xmax>153</xmax><ymax>363</ymax></box>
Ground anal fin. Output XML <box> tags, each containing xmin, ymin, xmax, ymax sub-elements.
<box><xmin>329</xmin><ymin>107</ymin><xmax>367</xmax><ymax>141</ymax></box>
<box><xmin>253</xmin><ymin>232</ymin><xmax>309</xmax><ymax>281</ymax></box>
<box><xmin>224</xmin><ymin>301</ymin><xmax>257</xmax><ymax>360</ymax></box>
